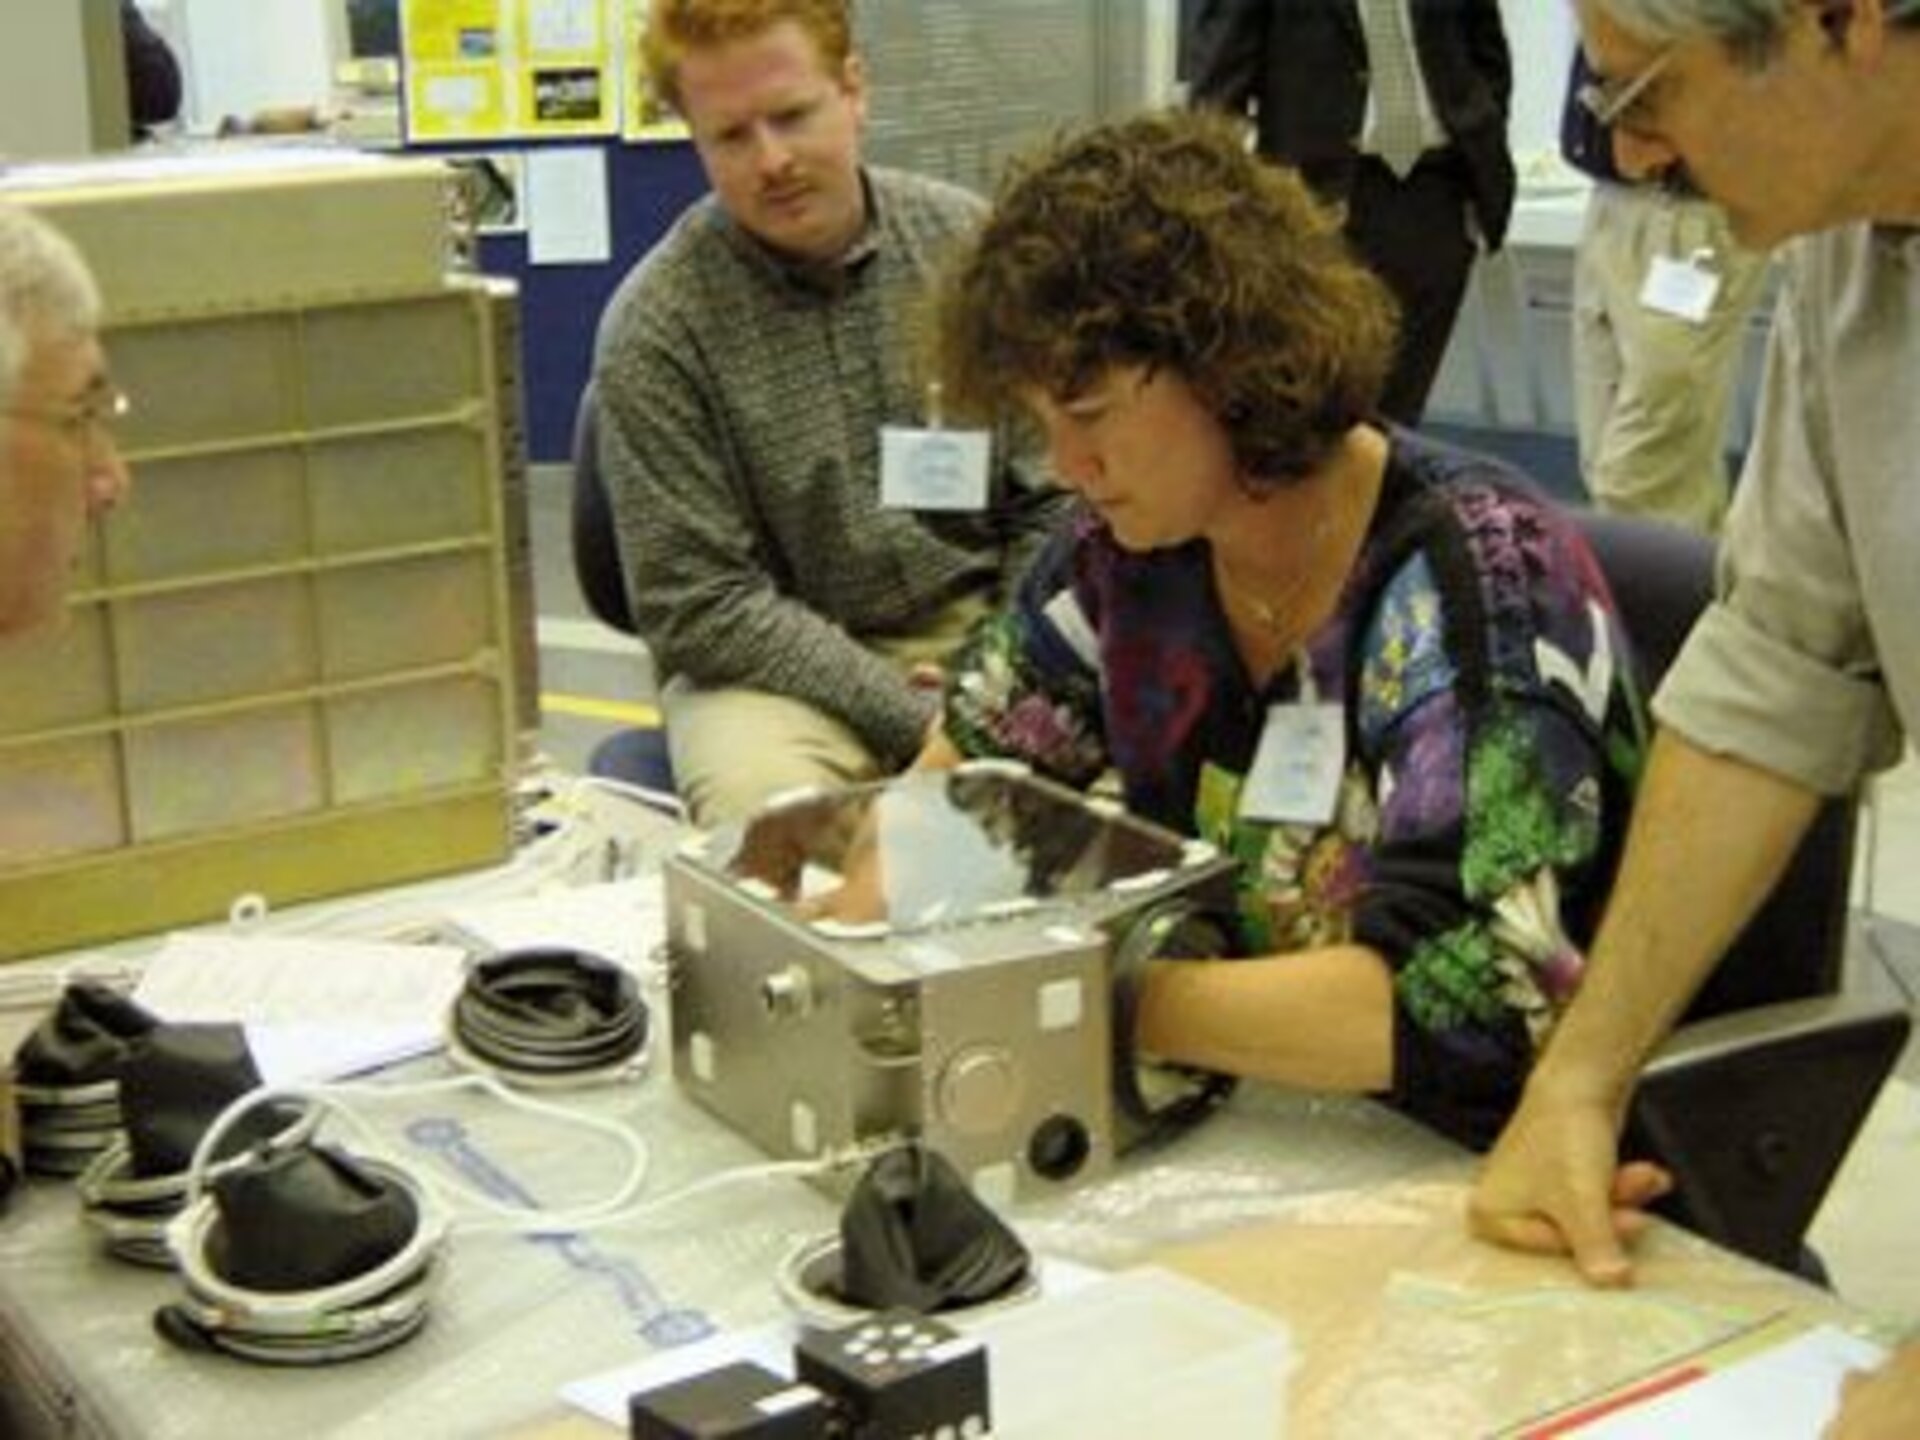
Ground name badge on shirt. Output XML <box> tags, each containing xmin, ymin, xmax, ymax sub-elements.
<box><xmin>1640</xmin><ymin>249</ymin><xmax>1722</xmax><ymax>325</ymax></box>
<box><xmin>880</xmin><ymin>426</ymin><xmax>991</xmax><ymax>512</ymax></box>
<box><xmin>1239</xmin><ymin>703</ymin><xmax>1347</xmax><ymax>826</ymax></box>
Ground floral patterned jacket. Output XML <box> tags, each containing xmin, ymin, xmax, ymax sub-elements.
<box><xmin>942</xmin><ymin>430</ymin><xmax>1646</xmax><ymax>1147</ymax></box>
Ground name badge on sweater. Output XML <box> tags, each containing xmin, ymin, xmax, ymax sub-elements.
<box><xmin>1239</xmin><ymin>703</ymin><xmax>1346</xmax><ymax>826</ymax></box>
<box><xmin>1640</xmin><ymin>249</ymin><xmax>1722</xmax><ymax>325</ymax></box>
<box><xmin>880</xmin><ymin>426</ymin><xmax>991</xmax><ymax>512</ymax></box>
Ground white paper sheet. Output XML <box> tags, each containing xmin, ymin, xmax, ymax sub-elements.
<box><xmin>1553</xmin><ymin>1324</ymin><xmax>1887</xmax><ymax>1438</ymax></box>
<box><xmin>527</xmin><ymin>0</ymin><xmax>602</xmax><ymax>54</ymax></box>
<box><xmin>526</xmin><ymin>146</ymin><xmax>610</xmax><ymax>265</ymax></box>
<box><xmin>439</xmin><ymin>876</ymin><xmax>666</xmax><ymax>974</ymax></box>
<box><xmin>133</xmin><ymin>934</ymin><xmax>468</xmax><ymax>1085</ymax></box>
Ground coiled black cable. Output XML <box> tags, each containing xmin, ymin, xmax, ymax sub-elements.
<box><xmin>447</xmin><ymin>948</ymin><xmax>649</xmax><ymax>1085</ymax></box>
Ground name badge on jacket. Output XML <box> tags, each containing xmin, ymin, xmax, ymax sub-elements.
<box><xmin>880</xmin><ymin>426</ymin><xmax>991</xmax><ymax>512</ymax></box>
<box><xmin>1640</xmin><ymin>249</ymin><xmax>1723</xmax><ymax>325</ymax></box>
<box><xmin>1239</xmin><ymin>703</ymin><xmax>1346</xmax><ymax>826</ymax></box>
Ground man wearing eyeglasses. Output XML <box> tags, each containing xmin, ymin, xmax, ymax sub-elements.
<box><xmin>0</xmin><ymin>200</ymin><xmax>129</xmax><ymax>1209</ymax></box>
<box><xmin>0</xmin><ymin>202</ymin><xmax>131</xmax><ymax>638</ymax></box>
<box><xmin>1469</xmin><ymin>5</ymin><xmax>1920</xmax><ymax>1432</ymax></box>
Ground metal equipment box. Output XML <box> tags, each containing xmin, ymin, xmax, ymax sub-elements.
<box><xmin>0</xmin><ymin>155</ymin><xmax>520</xmax><ymax>958</ymax></box>
<box><xmin>663</xmin><ymin>764</ymin><xmax>1239</xmax><ymax>1201</ymax></box>
<box><xmin>3</xmin><ymin>151</ymin><xmax>452</xmax><ymax>320</ymax></box>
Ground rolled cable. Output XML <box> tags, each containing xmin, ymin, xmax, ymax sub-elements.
<box><xmin>446</xmin><ymin>947</ymin><xmax>651</xmax><ymax>1086</ymax></box>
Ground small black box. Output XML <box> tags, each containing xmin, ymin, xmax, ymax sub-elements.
<box><xmin>793</xmin><ymin>1311</ymin><xmax>990</xmax><ymax>1439</ymax></box>
<box><xmin>629</xmin><ymin>1360</ymin><xmax>830</xmax><ymax>1439</ymax></box>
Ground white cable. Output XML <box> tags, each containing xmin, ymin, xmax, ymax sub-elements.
<box><xmin>167</xmin><ymin>1156</ymin><xmax>446</xmax><ymax>1325</ymax></box>
<box><xmin>167</xmin><ymin>1078</ymin><xmax>907</xmax><ymax>1363</ymax></box>
<box><xmin>184</xmin><ymin>1078</ymin><xmax>901</xmax><ymax>1245</ymax></box>
<box><xmin>573</xmin><ymin>771</ymin><xmax>687</xmax><ymax>822</ymax></box>
<box><xmin>81</xmin><ymin>1106</ymin><xmax>319</xmax><ymax>1210</ymax></box>
<box><xmin>342</xmin><ymin>1072</ymin><xmax>653</xmax><ymax>1226</ymax></box>
<box><xmin>458</xmin><ymin>1155</ymin><xmax>821</xmax><ymax>1236</ymax></box>
<box><xmin>458</xmin><ymin>1135</ymin><xmax>912</xmax><ymax>1238</ymax></box>
<box><xmin>181</xmin><ymin>1075</ymin><xmax>652</xmax><ymax>1234</ymax></box>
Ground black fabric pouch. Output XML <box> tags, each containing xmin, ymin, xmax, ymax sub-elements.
<box><xmin>13</xmin><ymin>983</ymin><xmax>159</xmax><ymax>1086</ymax></box>
<box><xmin>207</xmin><ymin>1143</ymin><xmax>418</xmax><ymax>1293</ymax></box>
<box><xmin>836</xmin><ymin>1147</ymin><xmax>1032</xmax><ymax>1313</ymax></box>
<box><xmin>118</xmin><ymin>1023</ymin><xmax>296</xmax><ymax>1178</ymax></box>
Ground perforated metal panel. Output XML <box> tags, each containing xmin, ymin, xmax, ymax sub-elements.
<box><xmin>857</xmin><ymin>0</ymin><xmax>1156</xmax><ymax>195</ymax></box>
<box><xmin>0</xmin><ymin>159</ymin><xmax>519</xmax><ymax>959</ymax></box>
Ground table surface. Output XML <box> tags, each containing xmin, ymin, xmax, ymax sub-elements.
<box><xmin>2</xmin><ymin>1048</ymin><xmax>1865</xmax><ymax>1440</ymax></box>
<box><xmin>0</xmin><ymin>788</ymin><xmax>1875</xmax><ymax>1439</ymax></box>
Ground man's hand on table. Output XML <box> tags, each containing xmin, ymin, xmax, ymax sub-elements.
<box><xmin>1466</xmin><ymin>1079</ymin><xmax>1673</xmax><ymax>1286</ymax></box>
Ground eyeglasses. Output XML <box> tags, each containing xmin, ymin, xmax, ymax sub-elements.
<box><xmin>1577</xmin><ymin>46</ymin><xmax>1676</xmax><ymax>129</ymax></box>
<box><xmin>5</xmin><ymin>385</ymin><xmax>131</xmax><ymax>448</ymax></box>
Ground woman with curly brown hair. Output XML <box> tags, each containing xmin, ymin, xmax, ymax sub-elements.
<box><xmin>916</xmin><ymin>110</ymin><xmax>1646</xmax><ymax>1149</ymax></box>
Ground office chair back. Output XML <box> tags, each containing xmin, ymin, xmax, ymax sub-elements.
<box><xmin>1572</xmin><ymin>510</ymin><xmax>1855</xmax><ymax>1018</ymax></box>
<box><xmin>568</xmin><ymin>381</ymin><xmax>678</xmax><ymax>795</ymax></box>
<box><xmin>1629</xmin><ymin>992</ymin><xmax>1908</xmax><ymax>1275</ymax></box>
<box><xmin>570</xmin><ymin>380</ymin><xmax>638</xmax><ymax>637</ymax></box>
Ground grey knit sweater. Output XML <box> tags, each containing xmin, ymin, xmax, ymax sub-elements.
<box><xmin>592</xmin><ymin>167</ymin><xmax>1064</xmax><ymax>765</ymax></box>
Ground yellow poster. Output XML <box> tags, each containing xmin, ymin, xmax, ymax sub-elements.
<box><xmin>621</xmin><ymin>0</ymin><xmax>689</xmax><ymax>144</ymax></box>
<box><xmin>516</xmin><ymin>0</ymin><xmax>618</xmax><ymax>137</ymax></box>
<box><xmin>406</xmin><ymin>63</ymin><xmax>511</xmax><ymax>141</ymax></box>
<box><xmin>401</xmin><ymin>0</ymin><xmax>507</xmax><ymax>141</ymax></box>
<box><xmin>404</xmin><ymin>0</ymin><xmax>503</xmax><ymax>63</ymax></box>
<box><xmin>401</xmin><ymin>0</ymin><xmax>620</xmax><ymax>142</ymax></box>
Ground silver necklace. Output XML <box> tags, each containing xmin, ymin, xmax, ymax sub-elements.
<box><xmin>1213</xmin><ymin>513</ymin><xmax>1333</xmax><ymax>638</ymax></box>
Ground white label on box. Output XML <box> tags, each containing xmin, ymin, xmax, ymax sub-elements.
<box><xmin>1038</xmin><ymin>978</ymin><xmax>1084</xmax><ymax>1032</ymax></box>
<box><xmin>971</xmin><ymin>1162</ymin><xmax>1018</xmax><ymax>1209</ymax></box>
<box><xmin>790</xmin><ymin>1100</ymin><xmax>819</xmax><ymax>1154</ymax></box>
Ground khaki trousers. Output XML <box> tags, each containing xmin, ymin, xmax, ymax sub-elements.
<box><xmin>1572</xmin><ymin>182</ymin><xmax>1773</xmax><ymax>534</ymax></box>
<box><xmin>663</xmin><ymin>591</ymin><xmax>990</xmax><ymax>826</ymax></box>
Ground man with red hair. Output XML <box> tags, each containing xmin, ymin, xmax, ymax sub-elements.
<box><xmin>595</xmin><ymin>0</ymin><xmax>1063</xmax><ymax>825</ymax></box>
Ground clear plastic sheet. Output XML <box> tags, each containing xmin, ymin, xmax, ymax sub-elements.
<box><xmin>1010</xmin><ymin>1087</ymin><xmax>1461</xmax><ymax>1268</ymax></box>
<box><xmin>1156</xmin><ymin>1177</ymin><xmax>1882</xmax><ymax>1439</ymax></box>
